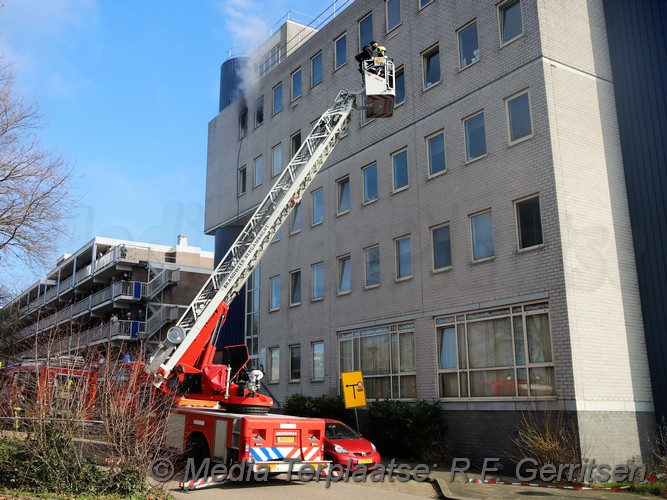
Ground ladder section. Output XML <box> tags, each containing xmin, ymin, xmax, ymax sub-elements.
<box><xmin>146</xmin><ymin>91</ymin><xmax>357</xmax><ymax>380</ymax></box>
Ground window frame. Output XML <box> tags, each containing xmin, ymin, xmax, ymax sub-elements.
<box><xmin>289</xmin><ymin>344</ymin><xmax>301</xmax><ymax>382</ymax></box>
<box><xmin>336</xmin><ymin>175</ymin><xmax>351</xmax><ymax>216</ymax></box>
<box><xmin>395</xmin><ymin>235</ymin><xmax>413</xmax><ymax>281</ymax></box>
<box><xmin>255</xmin><ymin>96</ymin><xmax>264</xmax><ymax>127</ymax></box>
<box><xmin>463</xmin><ymin>111</ymin><xmax>487</xmax><ymax>162</ymax></box>
<box><xmin>311</xmin><ymin>51</ymin><xmax>323</xmax><ymax>87</ymax></box>
<box><xmin>457</xmin><ymin>19</ymin><xmax>480</xmax><ymax>70</ymax></box>
<box><xmin>358</xmin><ymin>12</ymin><xmax>374</xmax><ymax>51</ymax></box>
<box><xmin>290</xmin><ymin>202</ymin><xmax>302</xmax><ymax>234</ymax></box>
<box><xmin>312</xmin><ymin>188</ymin><xmax>324</xmax><ymax>226</ymax></box>
<box><xmin>253</xmin><ymin>155</ymin><xmax>263</xmax><ymax>187</ymax></box>
<box><xmin>334</xmin><ymin>33</ymin><xmax>347</xmax><ymax>70</ymax></box>
<box><xmin>237</xmin><ymin>165</ymin><xmax>247</xmax><ymax>196</ymax></box>
<box><xmin>422</xmin><ymin>44</ymin><xmax>441</xmax><ymax>90</ymax></box>
<box><xmin>470</xmin><ymin>209</ymin><xmax>495</xmax><ymax>262</ymax></box>
<box><xmin>289</xmin><ymin>269</ymin><xmax>302</xmax><ymax>306</ymax></box>
<box><xmin>312</xmin><ymin>262</ymin><xmax>325</xmax><ymax>301</ymax></box>
<box><xmin>505</xmin><ymin>89</ymin><xmax>533</xmax><ymax>144</ymax></box>
<box><xmin>385</xmin><ymin>0</ymin><xmax>402</xmax><ymax>33</ymax></box>
<box><xmin>272</xmin><ymin>144</ymin><xmax>282</xmax><ymax>177</ymax></box>
<box><xmin>394</xmin><ymin>66</ymin><xmax>406</xmax><ymax>106</ymax></box>
<box><xmin>291</xmin><ymin>68</ymin><xmax>302</xmax><ymax>102</ymax></box>
<box><xmin>272</xmin><ymin>82</ymin><xmax>283</xmax><ymax>115</ymax></box>
<box><xmin>239</xmin><ymin>108</ymin><xmax>248</xmax><ymax>138</ymax></box>
<box><xmin>269</xmin><ymin>275</ymin><xmax>281</xmax><ymax>311</ymax></box>
<box><xmin>431</xmin><ymin>222</ymin><xmax>453</xmax><ymax>272</ymax></box>
<box><xmin>392</xmin><ymin>148</ymin><xmax>409</xmax><ymax>192</ymax></box>
<box><xmin>268</xmin><ymin>347</ymin><xmax>280</xmax><ymax>383</ymax></box>
<box><xmin>426</xmin><ymin>131</ymin><xmax>446</xmax><ymax>177</ymax></box>
<box><xmin>515</xmin><ymin>195</ymin><xmax>544</xmax><ymax>251</ymax></box>
<box><xmin>419</xmin><ymin>0</ymin><xmax>434</xmax><ymax>9</ymax></box>
<box><xmin>362</xmin><ymin>163</ymin><xmax>379</xmax><ymax>205</ymax></box>
<box><xmin>364</xmin><ymin>244</ymin><xmax>381</xmax><ymax>288</ymax></box>
<box><xmin>498</xmin><ymin>0</ymin><xmax>524</xmax><ymax>46</ymax></box>
<box><xmin>291</xmin><ymin>130</ymin><xmax>302</xmax><ymax>158</ymax></box>
<box><xmin>312</xmin><ymin>341</ymin><xmax>325</xmax><ymax>380</ymax></box>
<box><xmin>337</xmin><ymin>254</ymin><xmax>352</xmax><ymax>295</ymax></box>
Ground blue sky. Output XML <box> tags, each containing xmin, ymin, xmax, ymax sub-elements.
<box><xmin>0</xmin><ymin>0</ymin><xmax>346</xmax><ymax>287</ymax></box>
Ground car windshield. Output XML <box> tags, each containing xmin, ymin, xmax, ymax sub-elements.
<box><xmin>326</xmin><ymin>422</ymin><xmax>361</xmax><ymax>440</ymax></box>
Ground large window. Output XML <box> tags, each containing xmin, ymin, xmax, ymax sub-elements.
<box><xmin>364</xmin><ymin>245</ymin><xmax>380</xmax><ymax>288</ymax></box>
<box><xmin>471</xmin><ymin>210</ymin><xmax>494</xmax><ymax>261</ymax></box>
<box><xmin>290</xmin><ymin>269</ymin><xmax>301</xmax><ymax>306</ymax></box>
<box><xmin>427</xmin><ymin>132</ymin><xmax>446</xmax><ymax>176</ymax></box>
<box><xmin>464</xmin><ymin>112</ymin><xmax>487</xmax><ymax>161</ymax></box>
<box><xmin>311</xmin><ymin>51</ymin><xmax>323</xmax><ymax>87</ymax></box>
<box><xmin>339</xmin><ymin>322</ymin><xmax>416</xmax><ymax>399</ymax></box>
<box><xmin>269</xmin><ymin>275</ymin><xmax>281</xmax><ymax>310</ymax></box>
<box><xmin>392</xmin><ymin>149</ymin><xmax>409</xmax><ymax>191</ymax></box>
<box><xmin>458</xmin><ymin>20</ymin><xmax>480</xmax><ymax>69</ymax></box>
<box><xmin>432</xmin><ymin>223</ymin><xmax>452</xmax><ymax>270</ymax></box>
<box><xmin>423</xmin><ymin>45</ymin><xmax>441</xmax><ymax>89</ymax></box>
<box><xmin>362</xmin><ymin>163</ymin><xmax>378</xmax><ymax>204</ymax></box>
<box><xmin>500</xmin><ymin>0</ymin><xmax>523</xmax><ymax>45</ymax></box>
<box><xmin>395</xmin><ymin>235</ymin><xmax>412</xmax><ymax>279</ymax></box>
<box><xmin>337</xmin><ymin>176</ymin><xmax>350</xmax><ymax>215</ymax></box>
<box><xmin>272</xmin><ymin>144</ymin><xmax>282</xmax><ymax>176</ymax></box>
<box><xmin>291</xmin><ymin>68</ymin><xmax>302</xmax><ymax>101</ymax></box>
<box><xmin>338</xmin><ymin>254</ymin><xmax>352</xmax><ymax>294</ymax></box>
<box><xmin>289</xmin><ymin>345</ymin><xmax>301</xmax><ymax>382</ymax></box>
<box><xmin>506</xmin><ymin>90</ymin><xmax>533</xmax><ymax>143</ymax></box>
<box><xmin>255</xmin><ymin>97</ymin><xmax>264</xmax><ymax>127</ymax></box>
<box><xmin>437</xmin><ymin>302</ymin><xmax>554</xmax><ymax>398</ymax></box>
<box><xmin>386</xmin><ymin>0</ymin><xmax>401</xmax><ymax>31</ymax></box>
<box><xmin>515</xmin><ymin>196</ymin><xmax>543</xmax><ymax>249</ymax></box>
<box><xmin>312</xmin><ymin>342</ymin><xmax>325</xmax><ymax>380</ymax></box>
<box><xmin>359</xmin><ymin>13</ymin><xmax>373</xmax><ymax>49</ymax></box>
<box><xmin>312</xmin><ymin>262</ymin><xmax>325</xmax><ymax>300</ymax></box>
<box><xmin>268</xmin><ymin>347</ymin><xmax>279</xmax><ymax>382</ymax></box>
<box><xmin>273</xmin><ymin>83</ymin><xmax>282</xmax><ymax>114</ymax></box>
<box><xmin>254</xmin><ymin>156</ymin><xmax>263</xmax><ymax>187</ymax></box>
<box><xmin>290</xmin><ymin>202</ymin><xmax>301</xmax><ymax>234</ymax></box>
<box><xmin>335</xmin><ymin>33</ymin><xmax>347</xmax><ymax>70</ymax></box>
<box><xmin>245</xmin><ymin>268</ymin><xmax>260</xmax><ymax>361</ymax></box>
<box><xmin>312</xmin><ymin>188</ymin><xmax>324</xmax><ymax>225</ymax></box>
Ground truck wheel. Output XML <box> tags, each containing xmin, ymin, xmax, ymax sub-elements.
<box><xmin>185</xmin><ymin>434</ymin><xmax>210</xmax><ymax>473</ymax></box>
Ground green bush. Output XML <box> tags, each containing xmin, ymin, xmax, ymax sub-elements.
<box><xmin>364</xmin><ymin>400</ymin><xmax>446</xmax><ymax>461</ymax></box>
<box><xmin>283</xmin><ymin>394</ymin><xmax>354</xmax><ymax>425</ymax></box>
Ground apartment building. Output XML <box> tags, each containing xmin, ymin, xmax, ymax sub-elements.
<box><xmin>2</xmin><ymin>236</ymin><xmax>213</xmax><ymax>361</ymax></box>
<box><xmin>205</xmin><ymin>0</ymin><xmax>657</xmax><ymax>463</ymax></box>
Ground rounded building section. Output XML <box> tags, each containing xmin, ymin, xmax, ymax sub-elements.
<box><xmin>219</xmin><ymin>56</ymin><xmax>248</xmax><ymax>113</ymax></box>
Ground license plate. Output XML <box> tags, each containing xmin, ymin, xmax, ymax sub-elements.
<box><xmin>277</xmin><ymin>436</ymin><xmax>295</xmax><ymax>443</ymax></box>
<box><xmin>358</xmin><ymin>458</ymin><xmax>373</xmax><ymax>464</ymax></box>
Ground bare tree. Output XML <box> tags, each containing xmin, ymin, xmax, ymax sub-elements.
<box><xmin>0</xmin><ymin>60</ymin><xmax>72</xmax><ymax>290</ymax></box>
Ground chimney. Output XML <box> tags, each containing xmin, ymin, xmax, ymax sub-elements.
<box><xmin>177</xmin><ymin>235</ymin><xmax>188</xmax><ymax>246</ymax></box>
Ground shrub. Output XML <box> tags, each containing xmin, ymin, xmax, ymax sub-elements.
<box><xmin>283</xmin><ymin>394</ymin><xmax>354</xmax><ymax>425</ymax></box>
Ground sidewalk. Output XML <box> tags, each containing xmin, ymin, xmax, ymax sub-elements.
<box><xmin>428</xmin><ymin>466</ymin><xmax>653</xmax><ymax>499</ymax></box>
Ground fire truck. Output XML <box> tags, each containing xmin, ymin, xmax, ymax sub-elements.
<box><xmin>143</xmin><ymin>61</ymin><xmax>395</xmax><ymax>488</ymax></box>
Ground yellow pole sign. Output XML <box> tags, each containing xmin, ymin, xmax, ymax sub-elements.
<box><xmin>341</xmin><ymin>370</ymin><xmax>366</xmax><ymax>408</ymax></box>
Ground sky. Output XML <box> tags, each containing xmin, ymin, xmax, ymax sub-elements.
<box><xmin>0</xmin><ymin>0</ymin><xmax>347</xmax><ymax>289</ymax></box>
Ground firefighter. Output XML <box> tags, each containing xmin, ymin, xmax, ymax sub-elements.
<box><xmin>13</xmin><ymin>385</ymin><xmax>26</xmax><ymax>430</ymax></box>
<box><xmin>236</xmin><ymin>366</ymin><xmax>249</xmax><ymax>397</ymax></box>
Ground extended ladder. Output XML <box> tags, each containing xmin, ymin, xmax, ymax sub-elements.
<box><xmin>146</xmin><ymin>90</ymin><xmax>358</xmax><ymax>386</ymax></box>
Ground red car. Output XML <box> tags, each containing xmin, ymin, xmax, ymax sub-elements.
<box><xmin>323</xmin><ymin>418</ymin><xmax>381</xmax><ymax>470</ymax></box>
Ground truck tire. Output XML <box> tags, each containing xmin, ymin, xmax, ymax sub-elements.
<box><xmin>185</xmin><ymin>434</ymin><xmax>210</xmax><ymax>473</ymax></box>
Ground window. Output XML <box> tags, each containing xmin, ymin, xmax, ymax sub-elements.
<box><xmin>423</xmin><ymin>45</ymin><xmax>440</xmax><ymax>89</ymax></box>
<box><xmin>245</xmin><ymin>268</ymin><xmax>260</xmax><ymax>359</ymax></box>
<box><xmin>437</xmin><ymin>302</ymin><xmax>554</xmax><ymax>398</ymax></box>
<box><xmin>312</xmin><ymin>262</ymin><xmax>325</xmax><ymax>300</ymax></box>
<box><xmin>386</xmin><ymin>0</ymin><xmax>401</xmax><ymax>31</ymax></box>
<box><xmin>458</xmin><ymin>20</ymin><xmax>480</xmax><ymax>69</ymax></box>
<box><xmin>291</xmin><ymin>69</ymin><xmax>302</xmax><ymax>101</ymax></box>
<box><xmin>311</xmin><ymin>52</ymin><xmax>323</xmax><ymax>87</ymax></box>
<box><xmin>506</xmin><ymin>90</ymin><xmax>532</xmax><ymax>143</ymax></box>
<box><xmin>268</xmin><ymin>347</ymin><xmax>279</xmax><ymax>383</ymax></box>
<box><xmin>335</xmin><ymin>33</ymin><xmax>347</xmax><ymax>70</ymax></box>
<box><xmin>239</xmin><ymin>108</ymin><xmax>248</xmax><ymax>138</ymax></box>
<box><xmin>359</xmin><ymin>13</ymin><xmax>373</xmax><ymax>49</ymax></box>
<box><xmin>290</xmin><ymin>270</ymin><xmax>301</xmax><ymax>306</ymax></box>
<box><xmin>337</xmin><ymin>176</ymin><xmax>350</xmax><ymax>215</ymax></box>
<box><xmin>364</xmin><ymin>245</ymin><xmax>380</xmax><ymax>287</ymax></box>
<box><xmin>464</xmin><ymin>112</ymin><xmax>487</xmax><ymax>161</ymax></box>
<box><xmin>290</xmin><ymin>202</ymin><xmax>302</xmax><ymax>234</ymax></box>
<box><xmin>238</xmin><ymin>166</ymin><xmax>247</xmax><ymax>196</ymax></box>
<box><xmin>254</xmin><ymin>156</ymin><xmax>263</xmax><ymax>187</ymax></box>
<box><xmin>516</xmin><ymin>196</ymin><xmax>543</xmax><ymax>249</ymax></box>
<box><xmin>273</xmin><ymin>83</ymin><xmax>282</xmax><ymax>114</ymax></box>
<box><xmin>338</xmin><ymin>254</ymin><xmax>352</xmax><ymax>294</ymax></box>
<box><xmin>419</xmin><ymin>0</ymin><xmax>433</xmax><ymax>8</ymax></box>
<box><xmin>289</xmin><ymin>345</ymin><xmax>301</xmax><ymax>381</ymax></box>
<box><xmin>427</xmin><ymin>132</ymin><xmax>446</xmax><ymax>176</ymax></box>
<box><xmin>291</xmin><ymin>131</ymin><xmax>302</xmax><ymax>157</ymax></box>
<box><xmin>259</xmin><ymin>43</ymin><xmax>282</xmax><ymax>78</ymax></box>
<box><xmin>432</xmin><ymin>223</ymin><xmax>452</xmax><ymax>270</ymax></box>
<box><xmin>312</xmin><ymin>188</ymin><xmax>324</xmax><ymax>225</ymax></box>
<box><xmin>395</xmin><ymin>236</ymin><xmax>412</xmax><ymax>279</ymax></box>
<box><xmin>392</xmin><ymin>149</ymin><xmax>409</xmax><ymax>191</ymax></box>
<box><xmin>500</xmin><ymin>0</ymin><xmax>523</xmax><ymax>45</ymax></box>
<box><xmin>312</xmin><ymin>342</ymin><xmax>324</xmax><ymax>380</ymax></box>
<box><xmin>272</xmin><ymin>144</ymin><xmax>282</xmax><ymax>176</ymax></box>
<box><xmin>338</xmin><ymin>322</ymin><xmax>416</xmax><ymax>399</ymax></box>
<box><xmin>395</xmin><ymin>67</ymin><xmax>405</xmax><ymax>105</ymax></box>
<box><xmin>471</xmin><ymin>210</ymin><xmax>494</xmax><ymax>260</ymax></box>
<box><xmin>362</xmin><ymin>163</ymin><xmax>378</xmax><ymax>204</ymax></box>
<box><xmin>273</xmin><ymin>227</ymin><xmax>282</xmax><ymax>242</ymax></box>
<box><xmin>269</xmin><ymin>275</ymin><xmax>281</xmax><ymax>310</ymax></box>
<box><xmin>255</xmin><ymin>97</ymin><xmax>264</xmax><ymax>127</ymax></box>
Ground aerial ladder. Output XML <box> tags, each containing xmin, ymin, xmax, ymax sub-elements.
<box><xmin>144</xmin><ymin>58</ymin><xmax>395</xmax><ymax>414</ymax></box>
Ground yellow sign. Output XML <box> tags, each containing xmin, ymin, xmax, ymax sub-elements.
<box><xmin>341</xmin><ymin>371</ymin><xmax>366</xmax><ymax>409</ymax></box>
